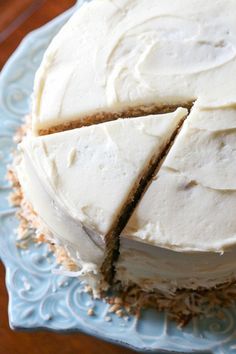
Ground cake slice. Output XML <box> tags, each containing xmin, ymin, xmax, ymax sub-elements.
<box><xmin>16</xmin><ymin>108</ymin><xmax>187</xmax><ymax>290</ymax></box>
<box><xmin>117</xmin><ymin>106</ymin><xmax>236</xmax><ymax>294</ymax></box>
<box><xmin>32</xmin><ymin>0</ymin><xmax>236</xmax><ymax>135</ymax></box>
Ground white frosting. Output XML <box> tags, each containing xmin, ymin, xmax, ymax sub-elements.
<box><xmin>122</xmin><ymin>165</ymin><xmax>236</xmax><ymax>249</ymax></box>
<box><xmin>123</xmin><ymin>106</ymin><xmax>236</xmax><ymax>252</ymax></box>
<box><xmin>22</xmin><ymin>0</ymin><xmax>236</xmax><ymax>292</ymax></box>
<box><xmin>118</xmin><ymin>105</ymin><xmax>236</xmax><ymax>291</ymax></box>
<box><xmin>16</xmin><ymin>153</ymin><xmax>103</xmax><ymax>275</ymax></box>
<box><xmin>32</xmin><ymin>0</ymin><xmax>236</xmax><ymax>133</ymax></box>
<box><xmin>17</xmin><ymin>110</ymin><xmax>186</xmax><ymax>278</ymax></box>
<box><xmin>117</xmin><ymin>238</ymin><xmax>236</xmax><ymax>294</ymax></box>
<box><xmin>164</xmin><ymin>106</ymin><xmax>236</xmax><ymax>191</ymax></box>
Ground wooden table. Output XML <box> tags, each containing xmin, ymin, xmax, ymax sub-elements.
<box><xmin>0</xmin><ymin>1</ymin><xmax>136</xmax><ymax>353</ymax></box>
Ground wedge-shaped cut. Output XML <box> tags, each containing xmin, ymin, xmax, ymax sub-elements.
<box><xmin>117</xmin><ymin>106</ymin><xmax>236</xmax><ymax>294</ymax></box>
<box><xmin>16</xmin><ymin>108</ymin><xmax>187</xmax><ymax>288</ymax></box>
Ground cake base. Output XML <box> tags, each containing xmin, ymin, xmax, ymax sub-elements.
<box><xmin>7</xmin><ymin>159</ymin><xmax>236</xmax><ymax>326</ymax></box>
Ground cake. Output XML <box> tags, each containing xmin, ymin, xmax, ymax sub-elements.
<box><xmin>11</xmin><ymin>0</ymin><xmax>236</xmax><ymax>319</ymax></box>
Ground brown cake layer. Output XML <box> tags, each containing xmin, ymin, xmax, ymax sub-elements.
<box><xmin>38</xmin><ymin>102</ymin><xmax>193</xmax><ymax>135</ymax></box>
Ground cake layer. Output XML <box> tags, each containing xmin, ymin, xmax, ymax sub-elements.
<box><xmin>117</xmin><ymin>106</ymin><xmax>236</xmax><ymax>292</ymax></box>
<box><xmin>32</xmin><ymin>0</ymin><xmax>236</xmax><ymax>134</ymax></box>
<box><xmin>16</xmin><ymin>108</ymin><xmax>187</xmax><ymax>286</ymax></box>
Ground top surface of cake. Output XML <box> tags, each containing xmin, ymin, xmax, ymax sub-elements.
<box><xmin>123</xmin><ymin>105</ymin><xmax>236</xmax><ymax>252</ymax></box>
<box><xmin>33</xmin><ymin>0</ymin><xmax>236</xmax><ymax>134</ymax></box>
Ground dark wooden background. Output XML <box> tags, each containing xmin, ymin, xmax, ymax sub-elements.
<box><xmin>0</xmin><ymin>1</ymin><xmax>136</xmax><ymax>353</ymax></box>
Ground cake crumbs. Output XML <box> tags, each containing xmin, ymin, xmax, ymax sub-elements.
<box><xmin>123</xmin><ymin>316</ymin><xmax>130</xmax><ymax>322</ymax></box>
<box><xmin>115</xmin><ymin>309</ymin><xmax>124</xmax><ymax>317</ymax></box>
<box><xmin>104</xmin><ymin>315</ymin><xmax>112</xmax><ymax>322</ymax></box>
<box><xmin>114</xmin><ymin>296</ymin><xmax>123</xmax><ymax>305</ymax></box>
<box><xmin>108</xmin><ymin>304</ymin><xmax>121</xmax><ymax>313</ymax></box>
<box><xmin>84</xmin><ymin>285</ymin><xmax>93</xmax><ymax>294</ymax></box>
<box><xmin>87</xmin><ymin>308</ymin><xmax>95</xmax><ymax>316</ymax></box>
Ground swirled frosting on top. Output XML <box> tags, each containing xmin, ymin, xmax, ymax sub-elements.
<box><xmin>32</xmin><ymin>0</ymin><xmax>236</xmax><ymax>133</ymax></box>
<box><xmin>123</xmin><ymin>105</ymin><xmax>236</xmax><ymax>252</ymax></box>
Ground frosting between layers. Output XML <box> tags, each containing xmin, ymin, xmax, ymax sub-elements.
<box><xmin>33</xmin><ymin>0</ymin><xmax>236</xmax><ymax>133</ymax></box>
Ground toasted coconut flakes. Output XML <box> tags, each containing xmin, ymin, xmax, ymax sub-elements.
<box><xmin>108</xmin><ymin>304</ymin><xmax>121</xmax><ymax>313</ymax></box>
<box><xmin>104</xmin><ymin>315</ymin><xmax>112</xmax><ymax>322</ymax></box>
<box><xmin>84</xmin><ymin>285</ymin><xmax>93</xmax><ymax>294</ymax></box>
<box><xmin>87</xmin><ymin>308</ymin><xmax>95</xmax><ymax>316</ymax></box>
<box><xmin>116</xmin><ymin>309</ymin><xmax>124</xmax><ymax>317</ymax></box>
<box><xmin>6</xmin><ymin>117</ymin><xmax>236</xmax><ymax>326</ymax></box>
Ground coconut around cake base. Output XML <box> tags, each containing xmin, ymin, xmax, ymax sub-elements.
<box><xmin>7</xmin><ymin>155</ymin><xmax>236</xmax><ymax>326</ymax></box>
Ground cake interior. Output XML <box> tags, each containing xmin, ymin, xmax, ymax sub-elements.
<box><xmin>38</xmin><ymin>102</ymin><xmax>193</xmax><ymax>135</ymax></box>
<box><xmin>101</xmin><ymin>114</ymin><xmax>187</xmax><ymax>283</ymax></box>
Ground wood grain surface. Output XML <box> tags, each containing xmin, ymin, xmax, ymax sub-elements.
<box><xmin>0</xmin><ymin>1</ymin><xmax>136</xmax><ymax>353</ymax></box>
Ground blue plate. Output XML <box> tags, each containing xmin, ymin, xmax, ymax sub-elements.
<box><xmin>0</xmin><ymin>2</ymin><xmax>236</xmax><ymax>353</ymax></box>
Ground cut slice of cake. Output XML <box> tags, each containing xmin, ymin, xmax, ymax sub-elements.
<box><xmin>117</xmin><ymin>106</ymin><xmax>236</xmax><ymax>294</ymax></box>
<box><xmin>16</xmin><ymin>108</ymin><xmax>187</xmax><ymax>290</ymax></box>
<box><xmin>32</xmin><ymin>0</ymin><xmax>236</xmax><ymax>135</ymax></box>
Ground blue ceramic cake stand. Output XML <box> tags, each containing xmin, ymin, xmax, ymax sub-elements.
<box><xmin>0</xmin><ymin>2</ymin><xmax>236</xmax><ymax>353</ymax></box>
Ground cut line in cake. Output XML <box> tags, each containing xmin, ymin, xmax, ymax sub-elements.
<box><xmin>101</xmin><ymin>108</ymin><xmax>188</xmax><ymax>283</ymax></box>
<box><xmin>36</xmin><ymin>102</ymin><xmax>193</xmax><ymax>136</ymax></box>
